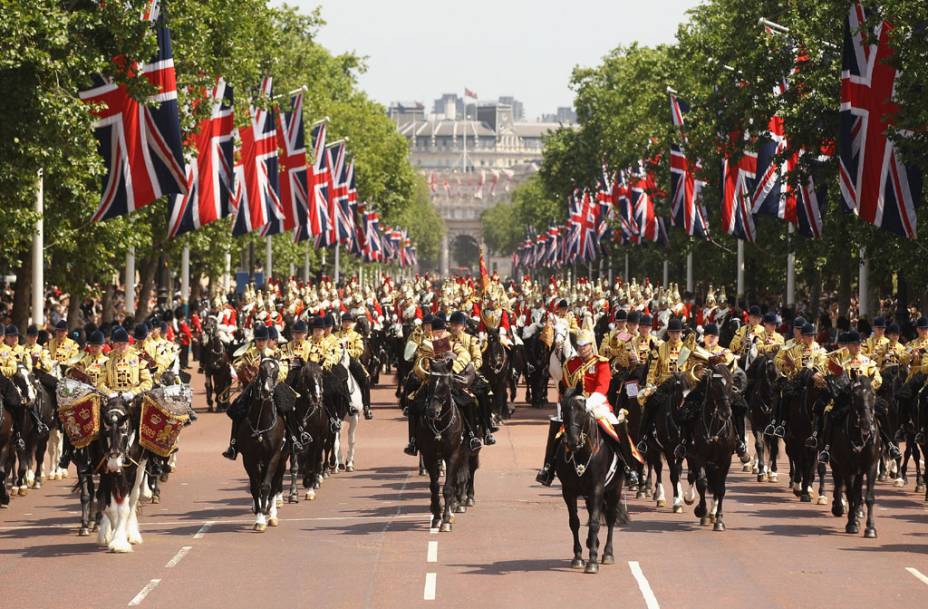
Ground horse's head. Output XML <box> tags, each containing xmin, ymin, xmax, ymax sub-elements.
<box><xmin>485</xmin><ymin>332</ymin><xmax>506</xmax><ymax>373</ymax></box>
<box><xmin>425</xmin><ymin>356</ymin><xmax>453</xmax><ymax>420</ymax></box>
<box><xmin>102</xmin><ymin>395</ymin><xmax>134</xmax><ymax>473</ymax></box>
<box><xmin>299</xmin><ymin>361</ymin><xmax>324</xmax><ymax>407</ymax></box>
<box><xmin>256</xmin><ymin>357</ymin><xmax>281</xmax><ymax>401</ymax></box>
<box><xmin>704</xmin><ymin>363</ymin><xmax>734</xmax><ymax>419</ymax></box>
<box><xmin>849</xmin><ymin>374</ymin><xmax>876</xmax><ymax>423</ymax></box>
<box><xmin>12</xmin><ymin>366</ymin><xmax>37</xmax><ymax>408</ymax></box>
<box><xmin>562</xmin><ymin>393</ymin><xmax>594</xmax><ymax>453</ymax></box>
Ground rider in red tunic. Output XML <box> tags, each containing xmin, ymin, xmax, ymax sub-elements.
<box><xmin>536</xmin><ymin>330</ymin><xmax>623</xmax><ymax>486</ymax></box>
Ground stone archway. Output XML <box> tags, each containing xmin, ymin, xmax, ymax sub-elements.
<box><xmin>450</xmin><ymin>234</ymin><xmax>480</xmax><ymax>272</ymax></box>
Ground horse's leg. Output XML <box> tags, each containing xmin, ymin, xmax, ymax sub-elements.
<box><xmin>669</xmin><ymin>452</ymin><xmax>684</xmax><ymax>513</ymax></box>
<box><xmin>694</xmin><ymin>466</ymin><xmax>709</xmax><ymax>523</ymax></box>
<box><xmin>428</xmin><ymin>458</ymin><xmax>442</xmax><ymax>530</ymax></box>
<box><xmin>799</xmin><ymin>452</ymin><xmax>813</xmax><ymax>502</ymax></box>
<box><xmin>32</xmin><ymin>435</ymin><xmax>47</xmax><ymax>489</ymax></box>
<box><xmin>831</xmin><ymin>471</ymin><xmax>845</xmax><ymax>517</ymax></box>
<box><xmin>754</xmin><ymin>430</ymin><xmax>766</xmax><ymax>480</ymax></box>
<box><xmin>767</xmin><ymin>436</ymin><xmax>779</xmax><ymax>482</ymax></box>
<box><xmin>78</xmin><ymin>465</ymin><xmax>93</xmax><ymax>536</ymax></box>
<box><xmin>713</xmin><ymin>461</ymin><xmax>731</xmax><ymax>531</ymax></box>
<box><xmin>465</xmin><ymin>453</ymin><xmax>478</xmax><ymax>506</ymax></box>
<box><xmin>846</xmin><ymin>473</ymin><xmax>861</xmax><ymax>534</ymax></box>
<box><xmin>108</xmin><ymin>482</ymin><xmax>133</xmax><ymax>553</ymax></box>
<box><xmin>864</xmin><ymin>458</ymin><xmax>878</xmax><ymax>538</ymax></box>
<box><xmin>602</xmin><ymin>487</ymin><xmax>618</xmax><ymax>565</ymax></box>
<box><xmin>14</xmin><ymin>438</ymin><xmax>28</xmax><ymax>494</ymax></box>
<box><xmin>205</xmin><ymin>375</ymin><xmax>213</xmax><ymax>411</ymax></box>
<box><xmin>684</xmin><ymin>462</ymin><xmax>698</xmax><ymax>505</ymax></box>
<box><xmin>583</xmin><ymin>488</ymin><xmax>603</xmax><ymax>574</ymax></box>
<box><xmin>263</xmin><ymin>448</ymin><xmax>283</xmax><ymax>526</ymax></box>
<box><xmin>0</xmin><ymin>444</ymin><xmax>9</xmax><ymax>508</ymax></box>
<box><xmin>653</xmin><ymin>458</ymin><xmax>666</xmax><ymax>508</ymax></box>
<box><xmin>288</xmin><ymin>443</ymin><xmax>299</xmax><ymax>503</ymax></box>
<box><xmin>913</xmin><ymin>441</ymin><xmax>925</xmax><ymax>493</ymax></box>
<box><xmin>127</xmin><ymin>459</ymin><xmax>148</xmax><ymax>545</ymax></box>
<box><xmin>345</xmin><ymin>413</ymin><xmax>359</xmax><ymax>471</ymax></box>
<box><xmin>562</xmin><ymin>490</ymin><xmax>583</xmax><ymax>568</ymax></box>
<box><xmin>440</xmin><ymin>451</ymin><xmax>461</xmax><ymax>532</ymax></box>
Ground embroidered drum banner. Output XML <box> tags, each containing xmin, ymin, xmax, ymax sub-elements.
<box><xmin>139</xmin><ymin>386</ymin><xmax>191</xmax><ymax>457</ymax></box>
<box><xmin>57</xmin><ymin>379</ymin><xmax>102</xmax><ymax>449</ymax></box>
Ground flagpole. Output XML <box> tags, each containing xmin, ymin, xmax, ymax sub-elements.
<box><xmin>737</xmin><ymin>239</ymin><xmax>745</xmax><ymax>299</ymax></box>
<box><xmin>181</xmin><ymin>243</ymin><xmax>190</xmax><ymax>316</ymax></box>
<box><xmin>303</xmin><ymin>241</ymin><xmax>311</xmax><ymax>282</ymax></box>
<box><xmin>662</xmin><ymin>259</ymin><xmax>669</xmax><ymax>287</ymax></box>
<box><xmin>786</xmin><ymin>223</ymin><xmax>795</xmax><ymax>308</ymax></box>
<box><xmin>686</xmin><ymin>250</ymin><xmax>694</xmax><ymax>292</ymax></box>
<box><xmin>224</xmin><ymin>249</ymin><xmax>231</xmax><ymax>295</ymax></box>
<box><xmin>859</xmin><ymin>246</ymin><xmax>869</xmax><ymax>318</ymax></box>
<box><xmin>32</xmin><ymin>169</ymin><xmax>44</xmax><ymax>327</ymax></box>
<box><xmin>125</xmin><ymin>246</ymin><xmax>136</xmax><ymax>317</ymax></box>
<box><xmin>334</xmin><ymin>242</ymin><xmax>341</xmax><ymax>285</ymax></box>
<box><xmin>624</xmin><ymin>253</ymin><xmax>629</xmax><ymax>282</ymax></box>
<box><xmin>265</xmin><ymin>237</ymin><xmax>273</xmax><ymax>287</ymax></box>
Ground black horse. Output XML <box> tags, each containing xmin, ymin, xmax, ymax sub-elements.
<box><xmin>523</xmin><ymin>329</ymin><xmax>553</xmax><ymax>408</ymax></box>
<box><xmin>642</xmin><ymin>373</ymin><xmax>687</xmax><ymax>512</ymax></box>
<box><xmin>10</xmin><ymin>366</ymin><xmax>54</xmax><ymax>495</ymax></box>
<box><xmin>555</xmin><ymin>392</ymin><xmax>629</xmax><ymax>574</ymax></box>
<box><xmin>200</xmin><ymin>325</ymin><xmax>233</xmax><ymax>412</ymax></box>
<box><xmin>828</xmin><ymin>375</ymin><xmax>880</xmax><ymax>538</ymax></box>
<box><xmin>610</xmin><ymin>362</ymin><xmax>650</xmax><ymax>499</ymax></box>
<box><xmin>0</xmin><ymin>373</ymin><xmax>21</xmax><ymax>509</ymax></box>
<box><xmin>783</xmin><ymin>367</ymin><xmax>827</xmax><ymax>503</ymax></box>
<box><xmin>96</xmin><ymin>394</ymin><xmax>149</xmax><ymax>552</ymax></box>
<box><xmin>414</xmin><ymin>357</ymin><xmax>466</xmax><ymax>532</ymax></box>
<box><xmin>686</xmin><ymin>363</ymin><xmax>738</xmax><ymax>530</ymax></box>
<box><xmin>888</xmin><ymin>368</ymin><xmax>923</xmax><ymax>491</ymax></box>
<box><xmin>237</xmin><ymin>357</ymin><xmax>287</xmax><ymax>532</ymax></box>
<box><xmin>746</xmin><ymin>355</ymin><xmax>781</xmax><ymax>482</ymax></box>
<box><xmin>482</xmin><ymin>331</ymin><xmax>511</xmax><ymax>422</ymax></box>
<box><xmin>392</xmin><ymin>322</ymin><xmax>416</xmax><ymax>399</ymax></box>
<box><xmin>289</xmin><ymin>361</ymin><xmax>327</xmax><ymax>501</ymax></box>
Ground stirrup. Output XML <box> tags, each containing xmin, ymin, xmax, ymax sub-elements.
<box><xmin>887</xmin><ymin>443</ymin><xmax>901</xmax><ymax>459</ymax></box>
<box><xmin>804</xmin><ymin>435</ymin><xmax>818</xmax><ymax>449</ymax></box>
<box><xmin>737</xmin><ymin>442</ymin><xmax>749</xmax><ymax>461</ymax></box>
<box><xmin>636</xmin><ymin>440</ymin><xmax>648</xmax><ymax>454</ymax></box>
<box><xmin>484</xmin><ymin>433</ymin><xmax>496</xmax><ymax>446</ymax></box>
<box><xmin>222</xmin><ymin>446</ymin><xmax>238</xmax><ymax>461</ymax></box>
<box><xmin>469</xmin><ymin>436</ymin><xmax>483</xmax><ymax>452</ymax></box>
<box><xmin>535</xmin><ymin>465</ymin><xmax>554</xmax><ymax>487</ymax></box>
<box><xmin>817</xmin><ymin>448</ymin><xmax>830</xmax><ymax>464</ymax></box>
<box><xmin>916</xmin><ymin>432</ymin><xmax>925</xmax><ymax>444</ymax></box>
<box><xmin>403</xmin><ymin>442</ymin><xmax>417</xmax><ymax>456</ymax></box>
<box><xmin>364</xmin><ymin>409</ymin><xmax>373</xmax><ymax>420</ymax></box>
<box><xmin>763</xmin><ymin>424</ymin><xmax>776</xmax><ymax>437</ymax></box>
<box><xmin>673</xmin><ymin>443</ymin><xmax>686</xmax><ymax>459</ymax></box>
<box><xmin>773</xmin><ymin>424</ymin><xmax>785</xmax><ymax>438</ymax></box>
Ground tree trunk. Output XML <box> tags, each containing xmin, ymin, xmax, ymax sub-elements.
<box><xmin>11</xmin><ymin>250</ymin><xmax>31</xmax><ymax>332</ymax></box>
<box><xmin>67</xmin><ymin>291</ymin><xmax>82</xmax><ymax>331</ymax></box>
<box><xmin>810</xmin><ymin>267</ymin><xmax>822</xmax><ymax>320</ymax></box>
<box><xmin>136</xmin><ymin>252</ymin><xmax>160</xmax><ymax>321</ymax></box>
<box><xmin>101</xmin><ymin>281</ymin><xmax>116</xmax><ymax>324</ymax></box>
<box><xmin>838</xmin><ymin>255</ymin><xmax>852</xmax><ymax>316</ymax></box>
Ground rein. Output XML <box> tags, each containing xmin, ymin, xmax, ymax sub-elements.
<box><xmin>565</xmin><ymin>408</ymin><xmax>600</xmax><ymax>477</ymax></box>
<box><xmin>424</xmin><ymin>371</ymin><xmax>457</xmax><ymax>438</ymax></box>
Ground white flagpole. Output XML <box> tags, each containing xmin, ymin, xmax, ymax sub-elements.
<box><xmin>624</xmin><ymin>252</ymin><xmax>629</xmax><ymax>282</ymax></box>
<box><xmin>303</xmin><ymin>241</ymin><xmax>311</xmax><ymax>282</ymax></box>
<box><xmin>686</xmin><ymin>251</ymin><xmax>694</xmax><ymax>292</ymax></box>
<box><xmin>32</xmin><ymin>170</ymin><xmax>44</xmax><ymax>326</ymax></box>
<box><xmin>737</xmin><ymin>239</ymin><xmax>745</xmax><ymax>299</ymax></box>
<box><xmin>181</xmin><ymin>244</ymin><xmax>190</xmax><ymax>314</ymax></box>
<box><xmin>334</xmin><ymin>242</ymin><xmax>341</xmax><ymax>284</ymax></box>
<box><xmin>125</xmin><ymin>246</ymin><xmax>136</xmax><ymax>316</ymax></box>
<box><xmin>662</xmin><ymin>259</ymin><xmax>669</xmax><ymax>287</ymax></box>
<box><xmin>859</xmin><ymin>246</ymin><xmax>869</xmax><ymax>318</ymax></box>
<box><xmin>223</xmin><ymin>249</ymin><xmax>231</xmax><ymax>295</ymax></box>
<box><xmin>265</xmin><ymin>237</ymin><xmax>273</xmax><ymax>286</ymax></box>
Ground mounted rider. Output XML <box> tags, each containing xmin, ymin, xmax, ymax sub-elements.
<box><xmin>536</xmin><ymin>329</ymin><xmax>631</xmax><ymax>487</ymax></box>
<box><xmin>57</xmin><ymin>330</ymin><xmax>109</xmax><ymax>469</ymax></box>
<box><xmin>336</xmin><ymin>312</ymin><xmax>373</xmax><ymax>420</ymax></box>
<box><xmin>728</xmin><ymin>305</ymin><xmax>763</xmax><ymax>355</ymax></box>
<box><xmin>97</xmin><ymin>326</ymin><xmax>153</xmax><ymax>399</ymax></box>
<box><xmin>404</xmin><ymin>314</ymin><xmax>473</xmax><ymax>456</ymax></box>
<box><xmin>636</xmin><ymin>318</ymin><xmax>686</xmax><ymax>454</ymax></box>
<box><xmin>24</xmin><ymin>325</ymin><xmax>55</xmax><ymax>373</ymax></box>
<box><xmin>47</xmin><ymin>319</ymin><xmax>80</xmax><ymax>365</ymax></box>
<box><xmin>449</xmin><ymin>310</ymin><xmax>496</xmax><ymax>447</ymax></box>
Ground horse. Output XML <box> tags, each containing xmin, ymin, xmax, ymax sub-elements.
<box><xmin>889</xmin><ymin>368</ymin><xmax>924</xmax><ymax>491</ymax></box>
<box><xmin>0</xmin><ymin>373</ymin><xmax>21</xmax><ymax>509</ymax></box>
<box><xmin>746</xmin><ymin>354</ymin><xmax>781</xmax><ymax>482</ymax></box>
<box><xmin>482</xmin><ymin>331</ymin><xmax>511</xmax><ymax>422</ymax></box>
<box><xmin>200</xmin><ymin>324</ymin><xmax>233</xmax><ymax>412</ymax></box>
<box><xmin>828</xmin><ymin>374</ymin><xmax>881</xmax><ymax>538</ymax></box>
<box><xmin>523</xmin><ymin>326</ymin><xmax>553</xmax><ymax>408</ymax></box>
<box><xmin>414</xmin><ymin>356</ymin><xmax>466</xmax><ymax>532</ymax></box>
<box><xmin>609</xmin><ymin>362</ymin><xmax>651</xmax><ymax>498</ymax></box>
<box><xmin>392</xmin><ymin>321</ymin><xmax>416</xmax><ymax>399</ymax></box>
<box><xmin>237</xmin><ymin>357</ymin><xmax>287</xmax><ymax>532</ymax></box>
<box><xmin>783</xmin><ymin>367</ymin><xmax>827</xmax><ymax>503</ymax></box>
<box><xmin>554</xmin><ymin>392</ymin><xmax>629</xmax><ymax>574</ymax></box>
<box><xmin>508</xmin><ymin>341</ymin><xmax>526</xmax><ymax>404</ymax></box>
<box><xmin>290</xmin><ymin>361</ymin><xmax>327</xmax><ymax>501</ymax></box>
<box><xmin>719</xmin><ymin>317</ymin><xmax>741</xmax><ymax>350</ymax></box>
<box><xmin>10</xmin><ymin>366</ymin><xmax>54</xmax><ymax>495</ymax></box>
<box><xmin>686</xmin><ymin>363</ymin><xmax>739</xmax><ymax>530</ymax></box>
<box><xmin>96</xmin><ymin>394</ymin><xmax>149</xmax><ymax>552</ymax></box>
<box><xmin>321</xmin><ymin>364</ymin><xmax>351</xmax><ymax>475</ymax></box>
<box><xmin>642</xmin><ymin>373</ymin><xmax>687</xmax><ymax>512</ymax></box>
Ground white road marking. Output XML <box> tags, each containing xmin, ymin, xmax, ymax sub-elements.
<box><xmin>629</xmin><ymin>561</ymin><xmax>661</xmax><ymax>609</ymax></box>
<box><xmin>193</xmin><ymin>521</ymin><xmax>213</xmax><ymax>539</ymax></box>
<box><xmin>907</xmin><ymin>567</ymin><xmax>928</xmax><ymax>586</ymax></box>
<box><xmin>428</xmin><ymin>515</ymin><xmax>438</xmax><ymax>534</ymax></box>
<box><xmin>427</xmin><ymin>540</ymin><xmax>438</xmax><ymax>563</ymax></box>
<box><xmin>128</xmin><ymin>579</ymin><xmax>161</xmax><ymax>606</ymax></box>
<box><xmin>165</xmin><ymin>546</ymin><xmax>192</xmax><ymax>568</ymax></box>
<box><xmin>423</xmin><ymin>572</ymin><xmax>437</xmax><ymax>600</ymax></box>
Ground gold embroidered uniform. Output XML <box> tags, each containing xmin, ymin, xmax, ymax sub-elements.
<box><xmin>74</xmin><ymin>352</ymin><xmax>109</xmax><ymax>386</ymax></box>
<box><xmin>97</xmin><ymin>350</ymin><xmax>153</xmax><ymax>394</ymax></box>
<box><xmin>47</xmin><ymin>336</ymin><xmax>80</xmax><ymax>364</ymax></box>
<box><xmin>728</xmin><ymin>323</ymin><xmax>764</xmax><ymax>355</ymax></box>
<box><xmin>335</xmin><ymin>328</ymin><xmax>365</xmax><ymax>360</ymax></box>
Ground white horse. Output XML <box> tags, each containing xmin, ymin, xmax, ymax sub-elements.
<box><xmin>334</xmin><ymin>348</ymin><xmax>363</xmax><ymax>472</ymax></box>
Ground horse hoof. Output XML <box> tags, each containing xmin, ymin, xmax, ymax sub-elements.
<box><xmin>768</xmin><ymin>472</ymin><xmax>778</xmax><ymax>482</ymax></box>
<box><xmin>268</xmin><ymin>517</ymin><xmax>279</xmax><ymax>527</ymax></box>
<box><xmin>151</xmin><ymin>495</ymin><xmax>160</xmax><ymax>505</ymax></box>
<box><xmin>713</xmin><ymin>520</ymin><xmax>726</xmax><ymax>532</ymax></box>
<box><xmin>893</xmin><ymin>478</ymin><xmax>905</xmax><ymax>488</ymax></box>
<box><xmin>846</xmin><ymin>523</ymin><xmax>859</xmax><ymax>535</ymax></box>
<box><xmin>288</xmin><ymin>494</ymin><xmax>299</xmax><ymax>504</ymax></box>
<box><xmin>673</xmin><ymin>505</ymin><xmax>684</xmax><ymax>514</ymax></box>
<box><xmin>877</xmin><ymin>472</ymin><xmax>888</xmax><ymax>482</ymax></box>
<box><xmin>431</xmin><ymin>518</ymin><xmax>442</xmax><ymax>530</ymax></box>
<box><xmin>756</xmin><ymin>474</ymin><xmax>767</xmax><ymax>483</ymax></box>
<box><xmin>109</xmin><ymin>542</ymin><xmax>133</xmax><ymax>553</ymax></box>
<box><xmin>276</xmin><ymin>498</ymin><xmax>283</xmax><ymax>508</ymax></box>
<box><xmin>815</xmin><ymin>495</ymin><xmax>828</xmax><ymax>505</ymax></box>
<box><xmin>656</xmin><ymin>499</ymin><xmax>666</xmax><ymax>508</ymax></box>
<box><xmin>684</xmin><ymin>494</ymin><xmax>695</xmax><ymax>506</ymax></box>
<box><xmin>346</xmin><ymin>464</ymin><xmax>355</xmax><ymax>472</ymax></box>
<box><xmin>465</xmin><ymin>497</ymin><xmax>475</xmax><ymax>507</ymax></box>
<box><xmin>742</xmin><ymin>463</ymin><xmax>753</xmax><ymax>473</ymax></box>
<box><xmin>792</xmin><ymin>487</ymin><xmax>802</xmax><ymax>497</ymax></box>
<box><xmin>694</xmin><ymin>504</ymin><xmax>706</xmax><ymax>518</ymax></box>
<box><xmin>636</xmin><ymin>491</ymin><xmax>646</xmax><ymax>500</ymax></box>
<box><xmin>584</xmin><ymin>561</ymin><xmax>599</xmax><ymax>574</ymax></box>
<box><xmin>570</xmin><ymin>557</ymin><xmax>584</xmax><ymax>569</ymax></box>
<box><xmin>78</xmin><ymin>527</ymin><xmax>90</xmax><ymax>537</ymax></box>
<box><xmin>800</xmin><ymin>493</ymin><xmax>812</xmax><ymax>503</ymax></box>
<box><xmin>33</xmin><ymin>481</ymin><xmax>42</xmax><ymax>490</ymax></box>
<box><xmin>254</xmin><ymin>523</ymin><xmax>267</xmax><ymax>532</ymax></box>
<box><xmin>601</xmin><ymin>554</ymin><xmax>615</xmax><ymax>566</ymax></box>
<box><xmin>916</xmin><ymin>484</ymin><xmax>926</xmax><ymax>494</ymax></box>
<box><xmin>455</xmin><ymin>505</ymin><xmax>466</xmax><ymax>514</ymax></box>
<box><xmin>17</xmin><ymin>488</ymin><xmax>27</xmax><ymax>497</ymax></box>
<box><xmin>439</xmin><ymin>522</ymin><xmax>452</xmax><ymax>532</ymax></box>
<box><xmin>305</xmin><ymin>491</ymin><xmax>316</xmax><ymax>501</ymax></box>
<box><xmin>864</xmin><ymin>527</ymin><xmax>877</xmax><ymax>539</ymax></box>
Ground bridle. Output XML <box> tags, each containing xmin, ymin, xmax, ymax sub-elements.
<box><xmin>424</xmin><ymin>366</ymin><xmax>457</xmax><ymax>438</ymax></box>
<box><xmin>247</xmin><ymin>358</ymin><xmax>280</xmax><ymax>441</ymax></box>
<box><xmin>564</xmin><ymin>397</ymin><xmax>599</xmax><ymax>477</ymax></box>
<box><xmin>846</xmin><ymin>379</ymin><xmax>876</xmax><ymax>454</ymax></box>
<box><xmin>700</xmin><ymin>367</ymin><xmax>733</xmax><ymax>443</ymax></box>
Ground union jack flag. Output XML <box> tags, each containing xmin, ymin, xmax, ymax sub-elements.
<box><xmin>231</xmin><ymin>78</ymin><xmax>282</xmax><ymax>236</ymax></box>
<box><xmin>363</xmin><ymin>211</ymin><xmax>383</xmax><ymax>262</ymax></box>
<box><xmin>275</xmin><ymin>91</ymin><xmax>309</xmax><ymax>238</ymax></box>
<box><xmin>669</xmin><ymin>94</ymin><xmax>709</xmax><ymax>238</ymax></box>
<box><xmin>569</xmin><ymin>189</ymin><xmax>600</xmax><ymax>262</ymax></box>
<box><xmin>168</xmin><ymin>77</ymin><xmax>234</xmax><ymax>239</ymax></box>
<box><xmin>545</xmin><ymin>226</ymin><xmax>560</xmax><ymax>267</ymax></box>
<box><xmin>721</xmin><ymin>134</ymin><xmax>758</xmax><ymax>242</ymax></box>
<box><xmin>326</xmin><ymin>141</ymin><xmax>353</xmax><ymax>246</ymax></box>
<box><xmin>630</xmin><ymin>168</ymin><xmax>662</xmax><ymax>244</ymax></box>
<box><xmin>839</xmin><ymin>2</ymin><xmax>920</xmax><ymax>238</ymax></box>
<box><xmin>304</xmin><ymin>120</ymin><xmax>332</xmax><ymax>244</ymax></box>
<box><xmin>79</xmin><ymin>17</ymin><xmax>186</xmax><ymax>222</ymax></box>
<box><xmin>534</xmin><ymin>232</ymin><xmax>549</xmax><ymax>268</ymax></box>
<box><xmin>596</xmin><ymin>165</ymin><xmax>616</xmax><ymax>244</ymax></box>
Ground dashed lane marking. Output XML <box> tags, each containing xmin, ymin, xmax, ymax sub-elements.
<box><xmin>907</xmin><ymin>567</ymin><xmax>928</xmax><ymax>586</ymax></box>
<box><xmin>165</xmin><ymin>546</ymin><xmax>192</xmax><ymax>568</ymax></box>
<box><xmin>423</xmin><ymin>572</ymin><xmax>437</xmax><ymax>601</ymax></box>
<box><xmin>128</xmin><ymin>579</ymin><xmax>161</xmax><ymax>606</ymax></box>
<box><xmin>628</xmin><ymin>561</ymin><xmax>661</xmax><ymax>609</ymax></box>
<box><xmin>427</xmin><ymin>540</ymin><xmax>438</xmax><ymax>563</ymax></box>
<box><xmin>193</xmin><ymin>521</ymin><xmax>214</xmax><ymax>539</ymax></box>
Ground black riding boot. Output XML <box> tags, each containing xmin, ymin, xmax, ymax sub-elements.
<box><xmin>405</xmin><ymin>411</ymin><xmax>418</xmax><ymax>456</ymax></box>
<box><xmin>476</xmin><ymin>391</ymin><xmax>496</xmax><ymax>445</ymax></box>
<box><xmin>222</xmin><ymin>420</ymin><xmax>240</xmax><ymax>460</ymax></box>
<box><xmin>464</xmin><ymin>406</ymin><xmax>483</xmax><ymax>452</ymax></box>
<box><xmin>636</xmin><ymin>402</ymin><xmax>654</xmax><ymax>454</ymax></box>
<box><xmin>876</xmin><ymin>409</ymin><xmax>902</xmax><ymax>459</ymax></box>
<box><xmin>59</xmin><ymin>435</ymin><xmax>73</xmax><ymax>470</ymax></box>
<box><xmin>733</xmin><ymin>399</ymin><xmax>748</xmax><ymax>461</ymax></box>
<box><xmin>535</xmin><ymin>418</ymin><xmax>562</xmax><ymax>486</ymax></box>
<box><xmin>818</xmin><ymin>411</ymin><xmax>834</xmax><ymax>464</ymax></box>
<box><xmin>13</xmin><ymin>405</ymin><xmax>27</xmax><ymax>451</ymax></box>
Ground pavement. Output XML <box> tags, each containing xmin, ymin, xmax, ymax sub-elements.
<box><xmin>2</xmin><ymin>370</ymin><xmax>928</xmax><ymax>609</ymax></box>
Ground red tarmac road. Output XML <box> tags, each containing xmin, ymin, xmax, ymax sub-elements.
<box><xmin>2</xmin><ymin>371</ymin><xmax>927</xmax><ymax>609</ymax></box>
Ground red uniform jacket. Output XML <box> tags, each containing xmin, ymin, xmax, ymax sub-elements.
<box><xmin>563</xmin><ymin>355</ymin><xmax>612</xmax><ymax>409</ymax></box>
